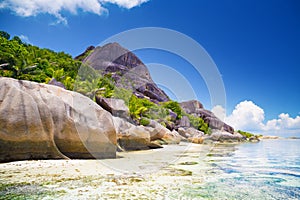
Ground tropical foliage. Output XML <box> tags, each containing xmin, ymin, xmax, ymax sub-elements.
<box><xmin>0</xmin><ymin>31</ymin><xmax>81</xmax><ymax>90</ymax></box>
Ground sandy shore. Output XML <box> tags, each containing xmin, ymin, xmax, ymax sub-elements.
<box><xmin>0</xmin><ymin>142</ymin><xmax>216</xmax><ymax>199</ymax></box>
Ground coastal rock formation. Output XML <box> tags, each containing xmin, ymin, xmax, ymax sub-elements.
<box><xmin>146</xmin><ymin>120</ymin><xmax>168</xmax><ymax>141</ymax></box>
<box><xmin>161</xmin><ymin>130</ymin><xmax>182</xmax><ymax>144</ymax></box>
<box><xmin>96</xmin><ymin>97</ymin><xmax>130</xmax><ymax>120</ymax></box>
<box><xmin>180</xmin><ymin>100</ymin><xmax>203</xmax><ymax>113</ymax></box>
<box><xmin>177</xmin><ymin>127</ymin><xmax>204</xmax><ymax>144</ymax></box>
<box><xmin>0</xmin><ymin>77</ymin><xmax>117</xmax><ymax>162</ymax></box>
<box><xmin>113</xmin><ymin>117</ymin><xmax>159</xmax><ymax>151</ymax></box>
<box><xmin>207</xmin><ymin>131</ymin><xmax>244</xmax><ymax>142</ymax></box>
<box><xmin>82</xmin><ymin>43</ymin><xmax>169</xmax><ymax>102</ymax></box>
<box><xmin>180</xmin><ymin>100</ymin><xmax>234</xmax><ymax>133</ymax></box>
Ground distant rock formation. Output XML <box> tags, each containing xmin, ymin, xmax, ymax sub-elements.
<box><xmin>82</xmin><ymin>43</ymin><xmax>169</xmax><ymax>102</ymax></box>
<box><xmin>47</xmin><ymin>78</ymin><xmax>65</xmax><ymax>89</ymax></box>
<box><xmin>180</xmin><ymin>100</ymin><xmax>234</xmax><ymax>133</ymax></box>
<box><xmin>205</xmin><ymin>130</ymin><xmax>244</xmax><ymax>142</ymax></box>
<box><xmin>0</xmin><ymin>77</ymin><xmax>116</xmax><ymax>162</ymax></box>
<box><xmin>74</xmin><ymin>45</ymin><xmax>95</xmax><ymax>61</ymax></box>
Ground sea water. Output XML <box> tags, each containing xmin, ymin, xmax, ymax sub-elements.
<box><xmin>179</xmin><ymin>139</ymin><xmax>300</xmax><ymax>200</ymax></box>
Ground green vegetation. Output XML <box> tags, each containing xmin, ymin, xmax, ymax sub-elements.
<box><xmin>139</xmin><ymin>117</ymin><xmax>150</xmax><ymax>126</ymax></box>
<box><xmin>162</xmin><ymin>101</ymin><xmax>182</xmax><ymax>119</ymax></box>
<box><xmin>0</xmin><ymin>31</ymin><xmax>81</xmax><ymax>90</ymax></box>
<box><xmin>160</xmin><ymin>100</ymin><xmax>210</xmax><ymax>134</ymax></box>
<box><xmin>237</xmin><ymin>130</ymin><xmax>254</xmax><ymax>138</ymax></box>
<box><xmin>187</xmin><ymin>114</ymin><xmax>211</xmax><ymax>134</ymax></box>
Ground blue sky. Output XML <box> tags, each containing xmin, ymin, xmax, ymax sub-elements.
<box><xmin>0</xmin><ymin>0</ymin><xmax>299</xmax><ymax>134</ymax></box>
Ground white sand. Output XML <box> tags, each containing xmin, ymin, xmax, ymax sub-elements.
<box><xmin>0</xmin><ymin>142</ymin><xmax>216</xmax><ymax>199</ymax></box>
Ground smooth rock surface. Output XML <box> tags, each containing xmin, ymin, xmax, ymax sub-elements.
<box><xmin>0</xmin><ymin>77</ymin><xmax>117</xmax><ymax>162</ymax></box>
<box><xmin>113</xmin><ymin>117</ymin><xmax>162</xmax><ymax>150</ymax></box>
<box><xmin>96</xmin><ymin>97</ymin><xmax>130</xmax><ymax>120</ymax></box>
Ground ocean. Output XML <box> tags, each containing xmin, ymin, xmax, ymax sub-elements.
<box><xmin>180</xmin><ymin>139</ymin><xmax>300</xmax><ymax>200</ymax></box>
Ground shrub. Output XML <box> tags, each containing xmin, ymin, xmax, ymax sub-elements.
<box><xmin>162</xmin><ymin>101</ymin><xmax>183</xmax><ymax>119</ymax></box>
<box><xmin>139</xmin><ymin>117</ymin><xmax>150</xmax><ymax>126</ymax></box>
<box><xmin>186</xmin><ymin>114</ymin><xmax>210</xmax><ymax>134</ymax></box>
<box><xmin>237</xmin><ymin>130</ymin><xmax>254</xmax><ymax>138</ymax></box>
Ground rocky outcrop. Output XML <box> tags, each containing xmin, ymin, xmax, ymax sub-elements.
<box><xmin>180</xmin><ymin>100</ymin><xmax>234</xmax><ymax>133</ymax></box>
<box><xmin>83</xmin><ymin>43</ymin><xmax>169</xmax><ymax>102</ymax></box>
<box><xmin>113</xmin><ymin>117</ymin><xmax>165</xmax><ymax>151</ymax></box>
<box><xmin>180</xmin><ymin>100</ymin><xmax>203</xmax><ymax>113</ymax></box>
<box><xmin>178</xmin><ymin>116</ymin><xmax>190</xmax><ymax>128</ymax></box>
<box><xmin>206</xmin><ymin>131</ymin><xmax>245</xmax><ymax>142</ymax></box>
<box><xmin>74</xmin><ymin>45</ymin><xmax>95</xmax><ymax>61</ymax></box>
<box><xmin>177</xmin><ymin>127</ymin><xmax>204</xmax><ymax>144</ymax></box>
<box><xmin>96</xmin><ymin>97</ymin><xmax>130</xmax><ymax>121</ymax></box>
<box><xmin>161</xmin><ymin>130</ymin><xmax>181</xmax><ymax>144</ymax></box>
<box><xmin>0</xmin><ymin>77</ymin><xmax>117</xmax><ymax>162</ymax></box>
<box><xmin>112</xmin><ymin>117</ymin><xmax>161</xmax><ymax>151</ymax></box>
<box><xmin>48</xmin><ymin>78</ymin><xmax>65</xmax><ymax>89</ymax></box>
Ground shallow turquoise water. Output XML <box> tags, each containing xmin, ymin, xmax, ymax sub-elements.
<box><xmin>181</xmin><ymin>139</ymin><xmax>300</xmax><ymax>200</ymax></box>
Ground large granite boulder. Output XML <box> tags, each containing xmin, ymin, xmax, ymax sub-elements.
<box><xmin>96</xmin><ymin>97</ymin><xmax>130</xmax><ymax>120</ymax></box>
<box><xmin>177</xmin><ymin>127</ymin><xmax>204</xmax><ymax>144</ymax></box>
<box><xmin>161</xmin><ymin>130</ymin><xmax>181</xmax><ymax>144</ymax></box>
<box><xmin>0</xmin><ymin>77</ymin><xmax>117</xmax><ymax>162</ymax></box>
<box><xmin>146</xmin><ymin>120</ymin><xmax>167</xmax><ymax>141</ymax></box>
<box><xmin>113</xmin><ymin>117</ymin><xmax>162</xmax><ymax>150</ymax></box>
<box><xmin>180</xmin><ymin>100</ymin><xmax>203</xmax><ymax>114</ymax></box>
<box><xmin>82</xmin><ymin>43</ymin><xmax>169</xmax><ymax>102</ymax></box>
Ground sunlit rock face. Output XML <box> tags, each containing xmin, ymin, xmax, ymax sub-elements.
<box><xmin>0</xmin><ymin>77</ymin><xmax>117</xmax><ymax>162</ymax></box>
<box><xmin>83</xmin><ymin>42</ymin><xmax>169</xmax><ymax>102</ymax></box>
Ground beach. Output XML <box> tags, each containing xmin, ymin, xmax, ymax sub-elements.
<box><xmin>1</xmin><ymin>140</ymin><xmax>300</xmax><ymax>199</ymax></box>
<box><xmin>0</xmin><ymin>143</ymin><xmax>213</xmax><ymax>199</ymax></box>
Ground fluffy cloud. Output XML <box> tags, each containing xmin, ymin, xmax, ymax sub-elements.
<box><xmin>225</xmin><ymin>101</ymin><xmax>265</xmax><ymax>131</ymax></box>
<box><xmin>212</xmin><ymin>100</ymin><xmax>300</xmax><ymax>134</ymax></box>
<box><xmin>0</xmin><ymin>0</ymin><xmax>149</xmax><ymax>24</ymax></box>
<box><xmin>264</xmin><ymin>113</ymin><xmax>300</xmax><ymax>131</ymax></box>
<box><xmin>211</xmin><ymin>105</ymin><xmax>226</xmax><ymax>121</ymax></box>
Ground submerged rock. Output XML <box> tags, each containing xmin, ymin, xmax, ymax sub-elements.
<box><xmin>0</xmin><ymin>77</ymin><xmax>117</xmax><ymax>162</ymax></box>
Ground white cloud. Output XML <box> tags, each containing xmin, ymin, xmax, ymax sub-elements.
<box><xmin>264</xmin><ymin>113</ymin><xmax>300</xmax><ymax>131</ymax></box>
<box><xmin>0</xmin><ymin>0</ymin><xmax>149</xmax><ymax>25</ymax></box>
<box><xmin>19</xmin><ymin>35</ymin><xmax>31</xmax><ymax>44</ymax></box>
<box><xmin>225</xmin><ymin>100</ymin><xmax>265</xmax><ymax>131</ymax></box>
<box><xmin>212</xmin><ymin>100</ymin><xmax>300</xmax><ymax>134</ymax></box>
<box><xmin>101</xmin><ymin>0</ymin><xmax>149</xmax><ymax>9</ymax></box>
<box><xmin>211</xmin><ymin>105</ymin><xmax>226</xmax><ymax>121</ymax></box>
